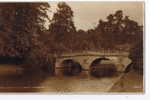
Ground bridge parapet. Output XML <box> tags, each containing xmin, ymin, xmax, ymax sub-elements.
<box><xmin>56</xmin><ymin>51</ymin><xmax>129</xmax><ymax>58</ymax></box>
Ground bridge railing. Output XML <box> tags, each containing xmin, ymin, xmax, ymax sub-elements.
<box><xmin>54</xmin><ymin>50</ymin><xmax>129</xmax><ymax>58</ymax></box>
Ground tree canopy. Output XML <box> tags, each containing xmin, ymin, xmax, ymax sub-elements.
<box><xmin>0</xmin><ymin>3</ymin><xmax>50</xmax><ymax>58</ymax></box>
<box><xmin>94</xmin><ymin>10</ymin><xmax>143</xmax><ymax>50</ymax></box>
<box><xmin>49</xmin><ymin>2</ymin><xmax>76</xmax><ymax>42</ymax></box>
<box><xmin>0</xmin><ymin>2</ymin><xmax>143</xmax><ymax>57</ymax></box>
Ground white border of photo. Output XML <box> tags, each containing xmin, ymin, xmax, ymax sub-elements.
<box><xmin>0</xmin><ymin>0</ymin><xmax>149</xmax><ymax>100</ymax></box>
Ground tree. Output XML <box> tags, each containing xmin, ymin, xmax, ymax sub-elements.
<box><xmin>0</xmin><ymin>3</ymin><xmax>50</xmax><ymax>58</ymax></box>
<box><xmin>0</xmin><ymin>4</ymin><xmax>17</xmax><ymax>56</ymax></box>
<box><xmin>49</xmin><ymin>2</ymin><xmax>76</xmax><ymax>46</ymax></box>
<box><xmin>13</xmin><ymin>3</ymin><xmax>50</xmax><ymax>59</ymax></box>
<box><xmin>127</xmin><ymin>40</ymin><xmax>143</xmax><ymax>73</ymax></box>
<box><xmin>0</xmin><ymin>3</ymin><xmax>55</xmax><ymax>73</ymax></box>
<box><xmin>95</xmin><ymin>10</ymin><xmax>143</xmax><ymax>50</ymax></box>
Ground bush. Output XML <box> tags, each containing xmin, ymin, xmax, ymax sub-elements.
<box><xmin>23</xmin><ymin>48</ymin><xmax>55</xmax><ymax>74</ymax></box>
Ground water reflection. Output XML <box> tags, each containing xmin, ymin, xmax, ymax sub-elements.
<box><xmin>0</xmin><ymin>65</ymin><xmax>143</xmax><ymax>93</ymax></box>
<box><xmin>0</xmin><ymin>70</ymin><xmax>50</xmax><ymax>92</ymax></box>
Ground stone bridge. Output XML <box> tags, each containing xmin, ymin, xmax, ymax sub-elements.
<box><xmin>54</xmin><ymin>51</ymin><xmax>131</xmax><ymax>75</ymax></box>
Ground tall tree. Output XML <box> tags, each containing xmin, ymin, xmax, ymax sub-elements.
<box><xmin>49</xmin><ymin>2</ymin><xmax>76</xmax><ymax>45</ymax></box>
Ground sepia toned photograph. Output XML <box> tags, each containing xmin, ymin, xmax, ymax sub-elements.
<box><xmin>0</xmin><ymin>1</ymin><xmax>144</xmax><ymax>93</ymax></box>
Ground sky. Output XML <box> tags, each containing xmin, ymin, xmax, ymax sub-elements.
<box><xmin>48</xmin><ymin>2</ymin><xmax>144</xmax><ymax>31</ymax></box>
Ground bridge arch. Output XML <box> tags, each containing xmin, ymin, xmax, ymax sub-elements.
<box><xmin>77</xmin><ymin>56</ymin><xmax>112</xmax><ymax>70</ymax></box>
<box><xmin>89</xmin><ymin>57</ymin><xmax>117</xmax><ymax>77</ymax></box>
<box><xmin>61</xmin><ymin>59</ymin><xmax>82</xmax><ymax>75</ymax></box>
<box><xmin>90</xmin><ymin>57</ymin><xmax>110</xmax><ymax>67</ymax></box>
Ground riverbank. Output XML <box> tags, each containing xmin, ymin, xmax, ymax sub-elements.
<box><xmin>109</xmin><ymin>71</ymin><xmax>144</xmax><ymax>93</ymax></box>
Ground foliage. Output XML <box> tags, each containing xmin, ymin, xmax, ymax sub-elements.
<box><xmin>129</xmin><ymin>40</ymin><xmax>143</xmax><ymax>61</ymax></box>
<box><xmin>48</xmin><ymin>8</ymin><xmax>143</xmax><ymax>53</ymax></box>
<box><xmin>0</xmin><ymin>3</ymin><xmax>53</xmax><ymax>72</ymax></box>
<box><xmin>0</xmin><ymin>3</ymin><xmax>50</xmax><ymax>58</ymax></box>
<box><xmin>48</xmin><ymin>2</ymin><xmax>76</xmax><ymax>53</ymax></box>
<box><xmin>94</xmin><ymin>10</ymin><xmax>143</xmax><ymax>49</ymax></box>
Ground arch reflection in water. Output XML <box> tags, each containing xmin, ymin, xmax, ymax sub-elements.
<box><xmin>61</xmin><ymin>59</ymin><xmax>82</xmax><ymax>76</ymax></box>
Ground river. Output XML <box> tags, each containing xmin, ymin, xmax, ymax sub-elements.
<box><xmin>0</xmin><ymin>64</ymin><xmax>143</xmax><ymax>93</ymax></box>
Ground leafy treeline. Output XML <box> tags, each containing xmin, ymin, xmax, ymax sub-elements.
<box><xmin>48</xmin><ymin>2</ymin><xmax>143</xmax><ymax>53</ymax></box>
<box><xmin>0</xmin><ymin>2</ymin><xmax>143</xmax><ymax>66</ymax></box>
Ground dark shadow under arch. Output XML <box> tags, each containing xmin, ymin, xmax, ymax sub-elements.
<box><xmin>90</xmin><ymin>57</ymin><xmax>117</xmax><ymax>77</ymax></box>
<box><xmin>62</xmin><ymin>59</ymin><xmax>82</xmax><ymax>76</ymax></box>
<box><xmin>90</xmin><ymin>58</ymin><xmax>110</xmax><ymax>67</ymax></box>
